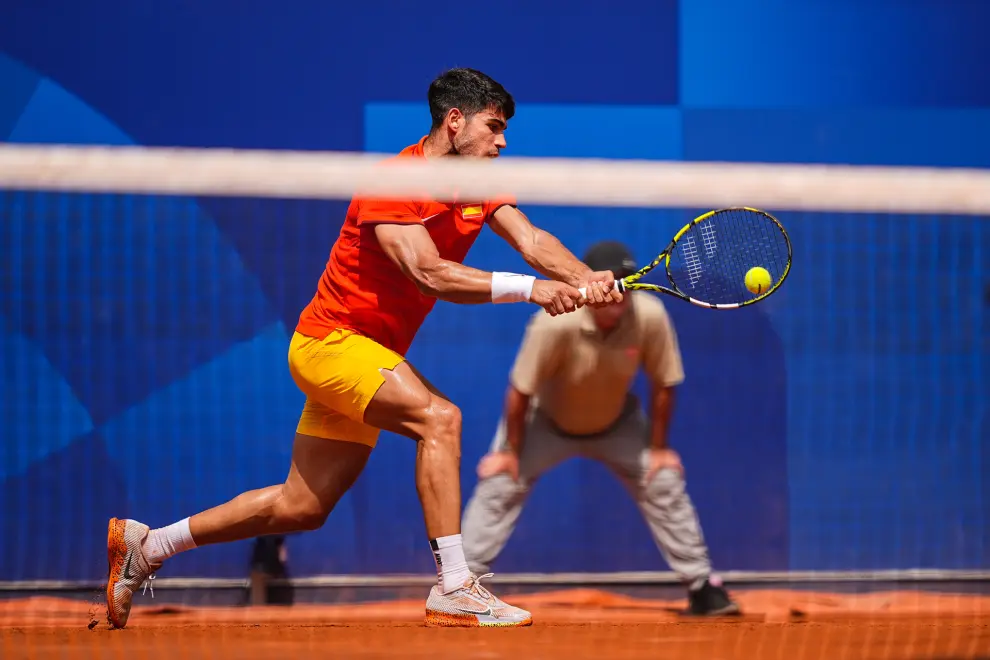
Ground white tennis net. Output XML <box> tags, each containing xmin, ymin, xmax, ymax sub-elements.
<box><xmin>1</xmin><ymin>143</ymin><xmax>990</xmax><ymax>214</ymax></box>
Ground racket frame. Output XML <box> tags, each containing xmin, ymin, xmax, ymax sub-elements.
<box><xmin>617</xmin><ymin>207</ymin><xmax>792</xmax><ymax>309</ymax></box>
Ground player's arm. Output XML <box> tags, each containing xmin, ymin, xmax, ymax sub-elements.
<box><xmin>374</xmin><ymin>222</ymin><xmax>582</xmax><ymax>314</ymax></box>
<box><xmin>489</xmin><ymin>205</ymin><xmax>622</xmax><ymax>306</ymax></box>
<box><xmin>489</xmin><ymin>205</ymin><xmax>590</xmax><ymax>286</ymax></box>
<box><xmin>375</xmin><ymin>222</ymin><xmax>493</xmax><ymax>304</ymax></box>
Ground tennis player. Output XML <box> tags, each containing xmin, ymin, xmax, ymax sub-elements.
<box><xmin>105</xmin><ymin>68</ymin><xmax>621</xmax><ymax>629</ymax></box>
<box><xmin>461</xmin><ymin>241</ymin><xmax>741</xmax><ymax>616</ymax></box>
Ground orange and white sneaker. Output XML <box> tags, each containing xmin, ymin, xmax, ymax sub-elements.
<box><xmin>106</xmin><ymin>517</ymin><xmax>160</xmax><ymax>629</ymax></box>
<box><xmin>425</xmin><ymin>573</ymin><xmax>532</xmax><ymax>627</ymax></box>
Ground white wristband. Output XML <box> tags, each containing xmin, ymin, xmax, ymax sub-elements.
<box><xmin>491</xmin><ymin>272</ymin><xmax>536</xmax><ymax>304</ymax></box>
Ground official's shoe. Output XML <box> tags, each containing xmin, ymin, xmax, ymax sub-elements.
<box><xmin>686</xmin><ymin>576</ymin><xmax>741</xmax><ymax>616</ymax></box>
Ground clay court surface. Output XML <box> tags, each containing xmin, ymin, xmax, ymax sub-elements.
<box><xmin>3</xmin><ymin>588</ymin><xmax>989</xmax><ymax>659</ymax></box>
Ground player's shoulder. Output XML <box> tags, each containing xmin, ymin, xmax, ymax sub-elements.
<box><xmin>358</xmin><ymin>139</ymin><xmax>426</xmax><ymax>185</ymax></box>
<box><xmin>395</xmin><ymin>141</ymin><xmax>425</xmax><ymax>160</ymax></box>
<box><xmin>376</xmin><ymin>137</ymin><xmax>427</xmax><ymax>164</ymax></box>
<box><xmin>351</xmin><ymin>138</ymin><xmax>434</xmax><ymax>216</ymax></box>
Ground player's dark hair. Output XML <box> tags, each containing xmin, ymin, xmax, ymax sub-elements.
<box><xmin>428</xmin><ymin>68</ymin><xmax>515</xmax><ymax>131</ymax></box>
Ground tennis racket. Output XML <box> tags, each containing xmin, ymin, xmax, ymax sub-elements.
<box><xmin>579</xmin><ymin>207</ymin><xmax>791</xmax><ymax>310</ymax></box>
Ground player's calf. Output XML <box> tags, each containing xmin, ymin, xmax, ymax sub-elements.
<box><xmin>360</xmin><ymin>362</ymin><xmax>529</xmax><ymax>625</ymax></box>
<box><xmin>367</xmin><ymin>387</ymin><xmax>466</xmax><ymax>541</ymax></box>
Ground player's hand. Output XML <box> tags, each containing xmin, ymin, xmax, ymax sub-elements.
<box><xmin>645</xmin><ymin>447</ymin><xmax>683</xmax><ymax>482</ymax></box>
<box><xmin>530</xmin><ymin>280</ymin><xmax>585</xmax><ymax>316</ymax></box>
<box><xmin>477</xmin><ymin>450</ymin><xmax>520</xmax><ymax>481</ymax></box>
<box><xmin>579</xmin><ymin>270</ymin><xmax>624</xmax><ymax>308</ymax></box>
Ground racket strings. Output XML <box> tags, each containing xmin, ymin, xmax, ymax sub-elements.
<box><xmin>668</xmin><ymin>209</ymin><xmax>790</xmax><ymax>304</ymax></box>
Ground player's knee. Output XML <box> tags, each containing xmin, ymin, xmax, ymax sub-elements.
<box><xmin>420</xmin><ymin>398</ymin><xmax>462</xmax><ymax>451</ymax></box>
<box><xmin>278</xmin><ymin>499</ymin><xmax>331</xmax><ymax>532</ymax></box>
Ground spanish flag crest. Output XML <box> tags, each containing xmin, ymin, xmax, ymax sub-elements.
<box><xmin>460</xmin><ymin>204</ymin><xmax>483</xmax><ymax>220</ymax></box>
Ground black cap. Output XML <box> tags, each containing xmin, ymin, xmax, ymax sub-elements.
<box><xmin>583</xmin><ymin>240</ymin><xmax>637</xmax><ymax>278</ymax></box>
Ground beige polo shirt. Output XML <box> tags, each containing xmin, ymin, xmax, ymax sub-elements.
<box><xmin>510</xmin><ymin>292</ymin><xmax>685</xmax><ymax>436</ymax></box>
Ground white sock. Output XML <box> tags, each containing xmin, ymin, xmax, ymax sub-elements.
<box><xmin>430</xmin><ymin>534</ymin><xmax>471</xmax><ymax>594</ymax></box>
<box><xmin>143</xmin><ymin>518</ymin><xmax>198</xmax><ymax>564</ymax></box>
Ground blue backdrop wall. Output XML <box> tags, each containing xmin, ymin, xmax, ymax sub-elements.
<box><xmin>1</xmin><ymin>0</ymin><xmax>987</xmax><ymax>581</ymax></box>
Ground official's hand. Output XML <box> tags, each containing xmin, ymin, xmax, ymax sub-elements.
<box><xmin>579</xmin><ymin>270</ymin><xmax>624</xmax><ymax>308</ymax></box>
<box><xmin>645</xmin><ymin>447</ymin><xmax>683</xmax><ymax>482</ymax></box>
<box><xmin>530</xmin><ymin>280</ymin><xmax>585</xmax><ymax>316</ymax></box>
<box><xmin>477</xmin><ymin>450</ymin><xmax>520</xmax><ymax>481</ymax></box>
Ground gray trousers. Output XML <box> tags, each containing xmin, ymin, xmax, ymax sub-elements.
<box><xmin>462</xmin><ymin>399</ymin><xmax>713</xmax><ymax>588</ymax></box>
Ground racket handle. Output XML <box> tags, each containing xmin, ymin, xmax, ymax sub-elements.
<box><xmin>578</xmin><ymin>279</ymin><xmax>625</xmax><ymax>299</ymax></box>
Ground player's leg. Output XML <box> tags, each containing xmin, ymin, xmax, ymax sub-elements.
<box><xmin>461</xmin><ymin>411</ymin><xmax>577</xmax><ymax>575</ymax></box>
<box><xmin>591</xmin><ymin>403</ymin><xmax>740</xmax><ymax>616</ymax></box>
<box><xmin>358</xmin><ymin>359</ymin><xmax>464</xmax><ymax>565</ymax></box>
<box><xmin>360</xmin><ymin>362</ymin><xmax>533</xmax><ymax>627</ymax></box>
<box><xmin>106</xmin><ymin>430</ymin><xmax>370</xmax><ymax>628</ymax></box>
<box><xmin>187</xmin><ymin>433</ymin><xmax>370</xmax><ymax>544</ymax></box>
<box><xmin>106</xmin><ymin>330</ymin><xmax>386</xmax><ymax>628</ymax></box>
<box><xmin>369</xmin><ymin>360</ymin><xmax>463</xmax><ymax>540</ymax></box>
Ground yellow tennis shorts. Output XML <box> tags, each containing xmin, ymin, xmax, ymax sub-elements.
<box><xmin>287</xmin><ymin>329</ymin><xmax>405</xmax><ymax>447</ymax></box>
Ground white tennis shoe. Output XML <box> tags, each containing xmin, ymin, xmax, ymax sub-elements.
<box><xmin>106</xmin><ymin>518</ymin><xmax>160</xmax><ymax>629</ymax></box>
<box><xmin>425</xmin><ymin>573</ymin><xmax>532</xmax><ymax>627</ymax></box>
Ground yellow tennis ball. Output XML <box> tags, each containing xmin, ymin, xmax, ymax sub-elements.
<box><xmin>745</xmin><ymin>267</ymin><xmax>772</xmax><ymax>295</ymax></box>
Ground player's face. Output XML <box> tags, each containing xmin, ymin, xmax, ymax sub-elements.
<box><xmin>452</xmin><ymin>109</ymin><xmax>507</xmax><ymax>159</ymax></box>
<box><xmin>590</xmin><ymin>293</ymin><xmax>631</xmax><ymax>330</ymax></box>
